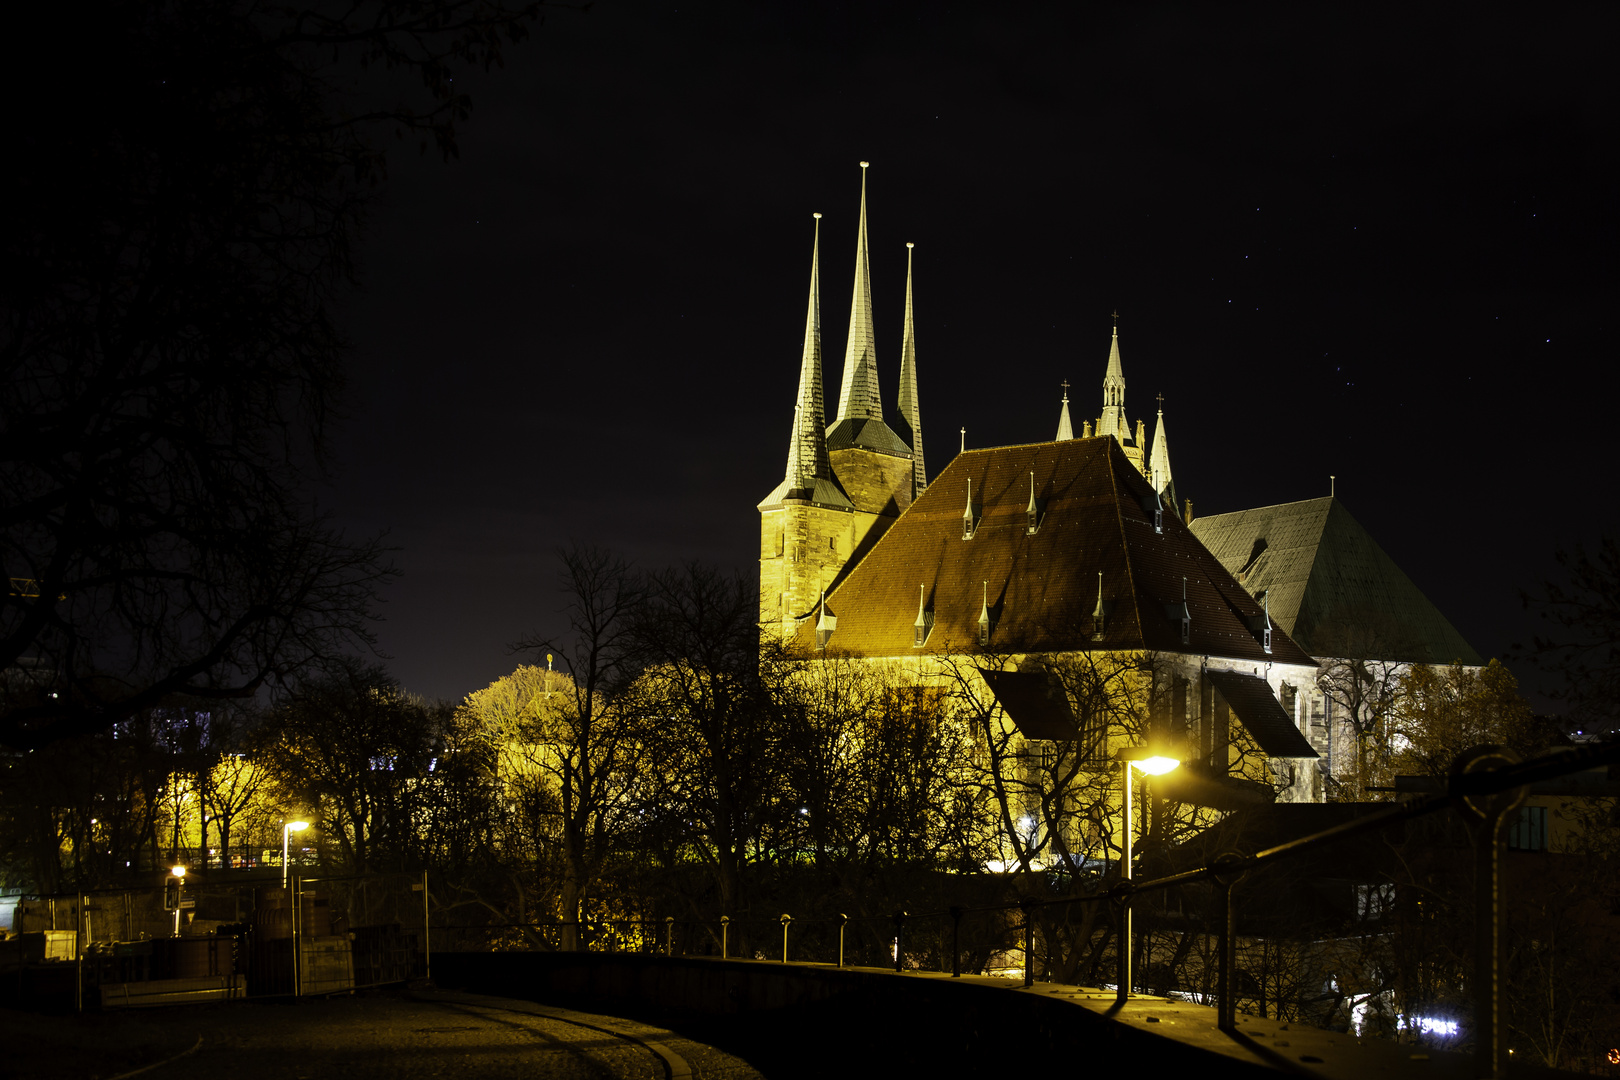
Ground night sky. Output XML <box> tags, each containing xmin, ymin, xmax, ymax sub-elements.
<box><xmin>326</xmin><ymin>3</ymin><xmax>1618</xmax><ymax>707</ymax></box>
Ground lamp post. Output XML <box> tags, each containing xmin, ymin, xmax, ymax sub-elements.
<box><xmin>1116</xmin><ymin>750</ymin><xmax>1179</xmax><ymax>1004</ymax></box>
<box><xmin>168</xmin><ymin>865</ymin><xmax>186</xmax><ymax>938</ymax></box>
<box><xmin>282</xmin><ymin>820</ymin><xmax>309</xmax><ymax>889</ymax></box>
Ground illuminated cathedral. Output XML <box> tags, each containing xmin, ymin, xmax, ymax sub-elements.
<box><xmin>756</xmin><ymin>164</ymin><xmax>1479</xmax><ymax>801</ymax></box>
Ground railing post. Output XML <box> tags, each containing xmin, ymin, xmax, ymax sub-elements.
<box><xmin>893</xmin><ymin>910</ymin><xmax>907</xmax><ymax>973</ymax></box>
<box><xmin>665</xmin><ymin>915</ymin><xmax>675</xmax><ymax>956</ymax></box>
<box><xmin>719</xmin><ymin>915</ymin><xmax>729</xmax><ymax>960</ymax></box>
<box><xmin>836</xmin><ymin>913</ymin><xmax>848</xmax><ymax>967</ymax></box>
<box><xmin>1019</xmin><ymin>900</ymin><xmax>1035</xmax><ymax>988</ymax></box>
<box><xmin>1452</xmin><ymin>745</ymin><xmax>1528</xmax><ymax>1080</ymax></box>
<box><xmin>779</xmin><ymin>913</ymin><xmax>792</xmax><ymax>963</ymax></box>
<box><xmin>1211</xmin><ymin>852</ymin><xmax>1246</xmax><ymax>1033</ymax></box>
<box><xmin>949</xmin><ymin>906</ymin><xmax>964</xmax><ymax>978</ymax></box>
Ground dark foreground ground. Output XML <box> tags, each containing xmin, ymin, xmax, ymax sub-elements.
<box><xmin>0</xmin><ymin>988</ymin><xmax>767</xmax><ymax>1080</ymax></box>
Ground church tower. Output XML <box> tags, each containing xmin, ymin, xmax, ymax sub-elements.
<box><xmin>826</xmin><ymin>163</ymin><xmax>917</xmax><ymax>521</ymax></box>
<box><xmin>759</xmin><ymin>165</ymin><xmax>921</xmax><ymax>636</ymax></box>
<box><xmin>1150</xmin><ymin>402</ymin><xmax>1175</xmax><ymax>503</ymax></box>
<box><xmin>1095</xmin><ymin>318</ymin><xmax>1145</xmax><ymax>475</ymax></box>
<box><xmin>758</xmin><ymin>214</ymin><xmax>856</xmax><ymax>634</ymax></box>
<box><xmin>892</xmin><ymin>242</ymin><xmax>926</xmax><ymax>499</ymax></box>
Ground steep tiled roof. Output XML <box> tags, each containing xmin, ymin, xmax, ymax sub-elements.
<box><xmin>797</xmin><ymin>436</ymin><xmax>1313</xmax><ymax>666</ymax></box>
<box><xmin>1190</xmin><ymin>497</ymin><xmax>1482</xmax><ymax>665</ymax></box>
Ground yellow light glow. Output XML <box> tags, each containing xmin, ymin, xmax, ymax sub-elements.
<box><xmin>287</xmin><ymin>821</ymin><xmax>310</xmax><ymax>832</ymax></box>
<box><xmin>171</xmin><ymin>865</ymin><xmax>186</xmax><ymax>878</ymax></box>
<box><xmin>1131</xmin><ymin>756</ymin><xmax>1180</xmax><ymax>776</ymax></box>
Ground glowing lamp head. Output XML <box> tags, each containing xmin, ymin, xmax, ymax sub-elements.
<box><xmin>287</xmin><ymin>820</ymin><xmax>310</xmax><ymax>832</ymax></box>
<box><xmin>1132</xmin><ymin>756</ymin><xmax>1181</xmax><ymax>776</ymax></box>
<box><xmin>171</xmin><ymin>865</ymin><xmax>186</xmax><ymax>878</ymax></box>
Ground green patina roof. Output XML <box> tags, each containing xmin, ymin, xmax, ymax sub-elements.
<box><xmin>1189</xmin><ymin>497</ymin><xmax>1482</xmax><ymax>665</ymax></box>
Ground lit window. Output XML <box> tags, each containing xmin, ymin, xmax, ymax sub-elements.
<box><xmin>1508</xmin><ymin>805</ymin><xmax>1548</xmax><ymax>851</ymax></box>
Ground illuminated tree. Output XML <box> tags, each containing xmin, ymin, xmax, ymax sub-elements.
<box><xmin>627</xmin><ymin>564</ymin><xmax>783</xmax><ymax>933</ymax></box>
<box><xmin>513</xmin><ymin>544</ymin><xmax>650</xmax><ymax>951</ymax></box>
<box><xmin>1387</xmin><ymin>660</ymin><xmax>1549</xmax><ymax>779</ymax></box>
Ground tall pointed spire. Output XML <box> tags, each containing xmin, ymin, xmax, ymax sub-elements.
<box><xmin>1098</xmin><ymin>314</ymin><xmax>1127</xmax><ymax>442</ymax></box>
<box><xmin>835</xmin><ymin>162</ymin><xmax>881</xmax><ymax>423</ymax></box>
<box><xmin>895</xmin><ymin>242</ymin><xmax>926</xmax><ymax>495</ymax></box>
<box><xmin>1150</xmin><ymin>399</ymin><xmax>1174</xmax><ymax>498</ymax></box>
<box><xmin>1056</xmin><ymin>379</ymin><xmax>1074</xmax><ymax>441</ymax></box>
<box><xmin>784</xmin><ymin>214</ymin><xmax>832</xmax><ymax>491</ymax></box>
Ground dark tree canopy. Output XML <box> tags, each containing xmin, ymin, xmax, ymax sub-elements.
<box><xmin>0</xmin><ymin>1</ymin><xmax>543</xmax><ymax>746</ymax></box>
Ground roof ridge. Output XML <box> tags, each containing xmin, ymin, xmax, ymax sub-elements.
<box><xmin>1196</xmin><ymin>495</ymin><xmax>1338</xmax><ymax>521</ymax></box>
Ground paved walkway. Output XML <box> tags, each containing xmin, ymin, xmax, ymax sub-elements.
<box><xmin>0</xmin><ymin>988</ymin><xmax>766</xmax><ymax>1080</ymax></box>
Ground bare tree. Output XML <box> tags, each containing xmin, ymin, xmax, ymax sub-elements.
<box><xmin>1312</xmin><ymin>611</ymin><xmax>1419</xmax><ymax>800</ymax></box>
<box><xmin>1</xmin><ymin>0</ymin><xmax>547</xmax><ymax>747</ymax></box>
<box><xmin>513</xmin><ymin>544</ymin><xmax>648</xmax><ymax>951</ymax></box>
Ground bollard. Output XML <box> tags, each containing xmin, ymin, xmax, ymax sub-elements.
<box><xmin>779</xmin><ymin>913</ymin><xmax>793</xmax><ymax>962</ymax></box>
<box><xmin>720</xmin><ymin>915</ymin><xmax>729</xmax><ymax>960</ymax></box>
<box><xmin>1452</xmin><ymin>745</ymin><xmax>1527</xmax><ymax>1080</ymax></box>
<box><xmin>836</xmin><ymin>913</ymin><xmax>848</xmax><ymax>967</ymax></box>
<box><xmin>664</xmin><ymin>915</ymin><xmax>675</xmax><ymax>956</ymax></box>
<box><xmin>892</xmin><ymin>911</ymin><xmax>908</xmax><ymax>972</ymax></box>
<box><xmin>949</xmin><ymin>906</ymin><xmax>964</xmax><ymax>977</ymax></box>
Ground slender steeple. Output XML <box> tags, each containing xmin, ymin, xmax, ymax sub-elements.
<box><xmin>1150</xmin><ymin>399</ymin><xmax>1174</xmax><ymax>499</ymax></box>
<box><xmin>895</xmin><ymin>242</ymin><xmax>926</xmax><ymax>495</ymax></box>
<box><xmin>1056</xmin><ymin>379</ymin><xmax>1074</xmax><ymax>441</ymax></box>
<box><xmin>1098</xmin><ymin>314</ymin><xmax>1127</xmax><ymax>442</ymax></box>
<box><xmin>761</xmin><ymin>214</ymin><xmax>851</xmax><ymax>510</ymax></box>
<box><xmin>785</xmin><ymin>214</ymin><xmax>832</xmax><ymax>490</ymax></box>
<box><xmin>835</xmin><ymin>162</ymin><xmax>881</xmax><ymax>423</ymax></box>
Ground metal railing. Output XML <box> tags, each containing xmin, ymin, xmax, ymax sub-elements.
<box><xmin>415</xmin><ymin>739</ymin><xmax>1620</xmax><ymax>1080</ymax></box>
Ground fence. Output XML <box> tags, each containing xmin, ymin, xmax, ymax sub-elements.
<box><xmin>409</xmin><ymin>739</ymin><xmax>1620</xmax><ymax>1079</ymax></box>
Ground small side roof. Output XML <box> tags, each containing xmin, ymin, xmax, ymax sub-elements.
<box><xmin>981</xmin><ymin>668</ymin><xmax>1082</xmax><ymax>740</ymax></box>
<box><xmin>1206</xmin><ymin>669</ymin><xmax>1318</xmax><ymax>759</ymax></box>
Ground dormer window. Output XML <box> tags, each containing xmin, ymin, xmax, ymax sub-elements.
<box><xmin>1025</xmin><ymin>472</ymin><xmax>1044</xmax><ymax>535</ymax></box>
<box><xmin>963</xmin><ymin>478</ymin><xmax>979</xmax><ymax>539</ymax></box>
<box><xmin>1260</xmin><ymin>589</ymin><xmax>1273</xmax><ymax>655</ymax></box>
<box><xmin>1140</xmin><ymin>488</ymin><xmax>1164</xmax><ymax>535</ymax></box>
<box><xmin>815</xmin><ymin>591</ymin><xmax>836</xmax><ymax>650</ymax></box>
<box><xmin>912</xmin><ymin>584</ymin><xmax>934</xmax><ymax>648</ymax></box>
<box><xmin>977</xmin><ymin>581</ymin><xmax>993</xmax><ymax>646</ymax></box>
<box><xmin>1163</xmin><ymin>576</ymin><xmax>1190</xmax><ymax>645</ymax></box>
<box><xmin>1091</xmin><ymin>571</ymin><xmax>1108</xmax><ymax>640</ymax></box>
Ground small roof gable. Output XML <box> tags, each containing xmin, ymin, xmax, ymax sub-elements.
<box><xmin>1206</xmin><ymin>669</ymin><xmax>1318</xmax><ymax>759</ymax></box>
<box><xmin>1189</xmin><ymin>497</ymin><xmax>1482</xmax><ymax>665</ymax></box>
<box><xmin>797</xmin><ymin>437</ymin><xmax>1314</xmax><ymax>666</ymax></box>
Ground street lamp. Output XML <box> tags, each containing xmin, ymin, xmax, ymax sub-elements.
<box><xmin>1116</xmin><ymin>748</ymin><xmax>1179</xmax><ymax>1004</ymax></box>
<box><xmin>282</xmin><ymin>821</ymin><xmax>309</xmax><ymax>889</ymax></box>
<box><xmin>168</xmin><ymin>865</ymin><xmax>186</xmax><ymax>937</ymax></box>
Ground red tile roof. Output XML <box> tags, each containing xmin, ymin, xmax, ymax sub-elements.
<box><xmin>797</xmin><ymin>436</ymin><xmax>1315</xmax><ymax>667</ymax></box>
